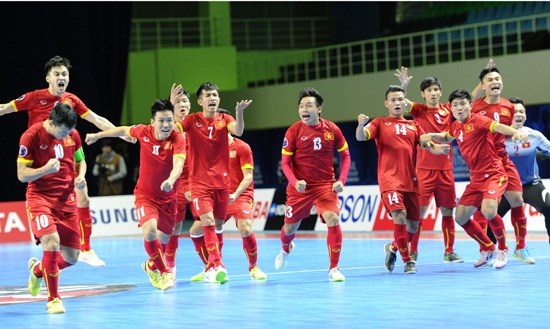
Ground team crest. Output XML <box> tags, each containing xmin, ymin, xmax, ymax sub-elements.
<box><xmin>324</xmin><ymin>132</ymin><xmax>334</xmax><ymax>141</ymax></box>
<box><xmin>18</xmin><ymin>145</ymin><xmax>28</xmax><ymax>157</ymax></box>
<box><xmin>522</xmin><ymin>141</ymin><xmax>531</xmax><ymax>148</ymax></box>
<box><xmin>406</xmin><ymin>124</ymin><xmax>416</xmax><ymax>131</ymax></box>
<box><xmin>230</xmin><ymin>150</ymin><xmax>237</xmax><ymax>158</ymax></box>
<box><xmin>63</xmin><ymin>136</ymin><xmax>75</xmax><ymax>146</ymax></box>
<box><xmin>501</xmin><ymin>108</ymin><xmax>511</xmax><ymax>116</ymax></box>
<box><xmin>215</xmin><ymin>120</ymin><xmax>226</xmax><ymax>129</ymax></box>
<box><xmin>464</xmin><ymin>123</ymin><xmax>474</xmax><ymax>132</ymax></box>
<box><xmin>282</xmin><ymin>138</ymin><xmax>288</xmax><ymax>148</ymax></box>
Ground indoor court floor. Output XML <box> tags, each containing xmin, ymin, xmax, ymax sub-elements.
<box><xmin>1</xmin><ymin>232</ymin><xmax>549</xmax><ymax>329</ymax></box>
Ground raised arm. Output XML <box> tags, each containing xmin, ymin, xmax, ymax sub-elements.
<box><xmin>356</xmin><ymin>114</ymin><xmax>370</xmax><ymax>141</ymax></box>
<box><xmin>394</xmin><ymin>67</ymin><xmax>414</xmax><ymax>109</ymax></box>
<box><xmin>85</xmin><ymin>126</ymin><xmax>131</xmax><ymax>145</ymax></box>
<box><xmin>228</xmin><ymin>100</ymin><xmax>253</xmax><ymax>136</ymax></box>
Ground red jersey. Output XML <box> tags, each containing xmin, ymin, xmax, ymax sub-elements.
<box><xmin>448</xmin><ymin>114</ymin><xmax>502</xmax><ymax>176</ymax></box>
<box><xmin>229</xmin><ymin>137</ymin><xmax>254</xmax><ymax>201</ymax></box>
<box><xmin>472</xmin><ymin>97</ymin><xmax>514</xmax><ymax>158</ymax></box>
<box><xmin>17</xmin><ymin>122</ymin><xmax>82</xmax><ymax>210</ymax></box>
<box><xmin>365</xmin><ymin>116</ymin><xmax>423</xmax><ymax>193</ymax></box>
<box><xmin>173</xmin><ymin>124</ymin><xmax>190</xmax><ymax>192</ymax></box>
<box><xmin>11</xmin><ymin>89</ymin><xmax>90</xmax><ymax>127</ymax></box>
<box><xmin>282</xmin><ymin>118</ymin><xmax>348</xmax><ymax>185</ymax></box>
<box><xmin>180</xmin><ymin>112</ymin><xmax>235</xmax><ymax>190</ymax></box>
<box><xmin>409</xmin><ymin>102</ymin><xmax>453</xmax><ymax>170</ymax></box>
<box><xmin>129</xmin><ymin>124</ymin><xmax>186</xmax><ymax>203</ymax></box>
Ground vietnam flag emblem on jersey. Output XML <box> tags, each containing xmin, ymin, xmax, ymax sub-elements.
<box><xmin>63</xmin><ymin>136</ymin><xmax>75</xmax><ymax>146</ymax></box>
<box><xmin>464</xmin><ymin>123</ymin><xmax>474</xmax><ymax>132</ymax></box>
<box><xmin>215</xmin><ymin>120</ymin><xmax>226</xmax><ymax>129</ymax></box>
<box><xmin>522</xmin><ymin>141</ymin><xmax>531</xmax><ymax>148</ymax></box>
<box><xmin>324</xmin><ymin>132</ymin><xmax>334</xmax><ymax>141</ymax></box>
<box><xmin>501</xmin><ymin>108</ymin><xmax>511</xmax><ymax>117</ymax></box>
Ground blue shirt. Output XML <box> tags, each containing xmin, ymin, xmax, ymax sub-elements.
<box><xmin>505</xmin><ymin>126</ymin><xmax>550</xmax><ymax>185</ymax></box>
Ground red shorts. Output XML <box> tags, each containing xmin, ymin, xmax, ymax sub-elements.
<box><xmin>284</xmin><ymin>182</ymin><xmax>339</xmax><ymax>224</ymax></box>
<box><xmin>417</xmin><ymin>168</ymin><xmax>457</xmax><ymax>208</ymax></box>
<box><xmin>135</xmin><ymin>196</ymin><xmax>177</xmax><ymax>236</ymax></box>
<box><xmin>191</xmin><ymin>187</ymin><xmax>229</xmax><ymax>220</ymax></box>
<box><xmin>26</xmin><ymin>200</ymin><xmax>80</xmax><ymax>249</ymax></box>
<box><xmin>458</xmin><ymin>172</ymin><xmax>508</xmax><ymax>208</ymax></box>
<box><xmin>226</xmin><ymin>197</ymin><xmax>254</xmax><ymax>222</ymax></box>
<box><xmin>380</xmin><ymin>190</ymin><xmax>420</xmax><ymax>221</ymax></box>
<box><xmin>502</xmin><ymin>156</ymin><xmax>522</xmax><ymax>192</ymax></box>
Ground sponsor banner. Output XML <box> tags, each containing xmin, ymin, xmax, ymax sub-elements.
<box><xmin>0</xmin><ymin>201</ymin><xmax>33</xmax><ymax>244</ymax></box>
<box><xmin>90</xmin><ymin>195</ymin><xmax>141</xmax><ymax>237</ymax></box>
<box><xmin>314</xmin><ymin>180</ymin><xmax>550</xmax><ymax>233</ymax></box>
<box><xmin>223</xmin><ymin>188</ymin><xmax>275</xmax><ymax>232</ymax></box>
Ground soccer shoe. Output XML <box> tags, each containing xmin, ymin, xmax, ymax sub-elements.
<box><xmin>274</xmin><ymin>241</ymin><xmax>295</xmax><ymax>270</ymax></box>
<box><xmin>443</xmin><ymin>252</ymin><xmax>464</xmax><ymax>263</ymax></box>
<box><xmin>513</xmin><ymin>248</ymin><xmax>536</xmax><ymax>264</ymax></box>
<box><xmin>141</xmin><ymin>261</ymin><xmax>162</xmax><ymax>289</ymax></box>
<box><xmin>190</xmin><ymin>269</ymin><xmax>206</xmax><ymax>282</ymax></box>
<box><xmin>410</xmin><ymin>251</ymin><xmax>418</xmax><ymax>262</ymax></box>
<box><xmin>203</xmin><ymin>266</ymin><xmax>229</xmax><ymax>284</ymax></box>
<box><xmin>493</xmin><ymin>249</ymin><xmax>508</xmax><ymax>269</ymax></box>
<box><xmin>328</xmin><ymin>268</ymin><xmax>346</xmax><ymax>282</ymax></box>
<box><xmin>159</xmin><ymin>272</ymin><xmax>175</xmax><ymax>291</ymax></box>
<box><xmin>250</xmin><ymin>266</ymin><xmax>268</xmax><ymax>280</ymax></box>
<box><xmin>404</xmin><ymin>261</ymin><xmax>417</xmax><ymax>274</ymax></box>
<box><xmin>78</xmin><ymin>249</ymin><xmax>106</xmax><ymax>267</ymax></box>
<box><xmin>28</xmin><ymin>257</ymin><xmax>43</xmax><ymax>296</ymax></box>
<box><xmin>46</xmin><ymin>298</ymin><xmax>66</xmax><ymax>314</ymax></box>
<box><xmin>474</xmin><ymin>248</ymin><xmax>496</xmax><ymax>268</ymax></box>
<box><xmin>383</xmin><ymin>243</ymin><xmax>397</xmax><ymax>273</ymax></box>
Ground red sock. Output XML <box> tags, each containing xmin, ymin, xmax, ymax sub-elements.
<box><xmin>280</xmin><ymin>227</ymin><xmax>295</xmax><ymax>253</ymax></box>
<box><xmin>42</xmin><ymin>251</ymin><xmax>60</xmax><ymax>301</ymax></box>
<box><xmin>488</xmin><ymin>214</ymin><xmax>508</xmax><ymax>250</ymax></box>
<box><xmin>203</xmin><ymin>225</ymin><xmax>222</xmax><ymax>267</ymax></box>
<box><xmin>191</xmin><ymin>235</ymin><xmax>209</xmax><ymax>265</ymax></box>
<box><xmin>327</xmin><ymin>225</ymin><xmax>342</xmax><ymax>269</ymax></box>
<box><xmin>511</xmin><ymin>206</ymin><xmax>527</xmax><ymax>249</ymax></box>
<box><xmin>409</xmin><ymin>219</ymin><xmax>421</xmax><ymax>253</ymax></box>
<box><xmin>216</xmin><ymin>230</ymin><xmax>224</xmax><ymax>256</ymax></box>
<box><xmin>442</xmin><ymin>215</ymin><xmax>455</xmax><ymax>253</ymax></box>
<box><xmin>144</xmin><ymin>239</ymin><xmax>167</xmax><ymax>273</ymax></box>
<box><xmin>393</xmin><ymin>223</ymin><xmax>411</xmax><ymax>263</ymax></box>
<box><xmin>242</xmin><ymin>234</ymin><xmax>258</xmax><ymax>270</ymax></box>
<box><xmin>78</xmin><ymin>207</ymin><xmax>92</xmax><ymax>251</ymax></box>
<box><xmin>165</xmin><ymin>235</ymin><xmax>179</xmax><ymax>268</ymax></box>
<box><xmin>473</xmin><ymin>210</ymin><xmax>487</xmax><ymax>233</ymax></box>
<box><xmin>56</xmin><ymin>253</ymin><xmax>72</xmax><ymax>270</ymax></box>
<box><xmin>461</xmin><ymin>220</ymin><xmax>495</xmax><ymax>251</ymax></box>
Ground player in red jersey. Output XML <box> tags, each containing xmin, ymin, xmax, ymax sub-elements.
<box><xmin>471</xmin><ymin>66</ymin><xmax>532</xmax><ymax>264</ymax></box>
<box><xmin>20</xmin><ymin>103</ymin><xmax>83</xmax><ymax>314</ymax></box>
<box><xmin>0</xmin><ymin>56</ymin><xmax>129</xmax><ymax>267</ymax></box>
<box><xmin>188</xmin><ymin>108</ymin><xmax>267</xmax><ymax>282</ymax></box>
<box><xmin>162</xmin><ymin>84</ymin><xmax>193</xmax><ymax>277</ymax></box>
<box><xmin>356</xmin><ymin>85</ymin><xmax>449</xmax><ymax>274</ymax></box>
<box><xmin>421</xmin><ymin>89</ymin><xmax>528</xmax><ymax>270</ymax></box>
<box><xmin>179</xmin><ymin>82</ymin><xmax>252</xmax><ymax>284</ymax></box>
<box><xmin>395</xmin><ymin>70</ymin><xmax>462</xmax><ymax>263</ymax></box>
<box><xmin>85</xmin><ymin>99</ymin><xmax>186</xmax><ymax>290</ymax></box>
<box><xmin>275</xmin><ymin>87</ymin><xmax>351</xmax><ymax>282</ymax></box>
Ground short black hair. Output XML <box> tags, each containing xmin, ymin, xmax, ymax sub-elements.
<box><xmin>385</xmin><ymin>85</ymin><xmax>405</xmax><ymax>99</ymax></box>
<box><xmin>216</xmin><ymin>108</ymin><xmax>231</xmax><ymax>115</ymax></box>
<box><xmin>150</xmin><ymin>99</ymin><xmax>174</xmax><ymax>118</ymax></box>
<box><xmin>508</xmin><ymin>97</ymin><xmax>524</xmax><ymax>105</ymax></box>
<box><xmin>298</xmin><ymin>87</ymin><xmax>324</xmax><ymax>107</ymax></box>
<box><xmin>478</xmin><ymin>67</ymin><xmax>500</xmax><ymax>82</ymax></box>
<box><xmin>448</xmin><ymin>89</ymin><xmax>472</xmax><ymax>104</ymax></box>
<box><xmin>49</xmin><ymin>102</ymin><xmax>77</xmax><ymax>129</ymax></box>
<box><xmin>196</xmin><ymin>82</ymin><xmax>219</xmax><ymax>98</ymax></box>
<box><xmin>45</xmin><ymin>56</ymin><xmax>71</xmax><ymax>76</ymax></box>
<box><xmin>420</xmin><ymin>77</ymin><xmax>442</xmax><ymax>92</ymax></box>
